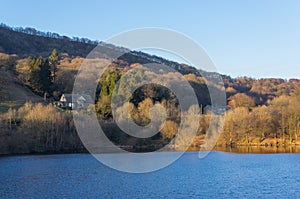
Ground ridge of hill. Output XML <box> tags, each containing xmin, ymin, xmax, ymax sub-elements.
<box><xmin>0</xmin><ymin>24</ymin><xmax>215</xmax><ymax>77</ymax></box>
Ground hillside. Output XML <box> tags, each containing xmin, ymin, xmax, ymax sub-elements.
<box><xmin>0</xmin><ymin>24</ymin><xmax>279</xmax><ymax>105</ymax></box>
<box><xmin>1</xmin><ymin>24</ymin><xmax>300</xmax><ymax>155</ymax></box>
<box><xmin>0</xmin><ymin>24</ymin><xmax>213</xmax><ymax>76</ymax></box>
<box><xmin>0</xmin><ymin>25</ymin><xmax>97</xmax><ymax>58</ymax></box>
<box><xmin>0</xmin><ymin>24</ymin><xmax>299</xmax><ymax>111</ymax></box>
<box><xmin>0</xmin><ymin>66</ymin><xmax>42</xmax><ymax>112</ymax></box>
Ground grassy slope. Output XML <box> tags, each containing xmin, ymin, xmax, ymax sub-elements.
<box><xmin>0</xmin><ymin>67</ymin><xmax>42</xmax><ymax>112</ymax></box>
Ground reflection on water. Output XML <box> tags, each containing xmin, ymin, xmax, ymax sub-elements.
<box><xmin>214</xmin><ymin>146</ymin><xmax>300</xmax><ymax>153</ymax></box>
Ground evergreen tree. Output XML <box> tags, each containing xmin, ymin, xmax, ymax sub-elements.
<box><xmin>97</xmin><ymin>66</ymin><xmax>121</xmax><ymax>118</ymax></box>
<box><xmin>28</xmin><ymin>56</ymin><xmax>42</xmax><ymax>92</ymax></box>
<box><xmin>40</xmin><ymin>59</ymin><xmax>52</xmax><ymax>92</ymax></box>
<box><xmin>49</xmin><ymin>49</ymin><xmax>59</xmax><ymax>83</ymax></box>
<box><xmin>27</xmin><ymin>56</ymin><xmax>52</xmax><ymax>94</ymax></box>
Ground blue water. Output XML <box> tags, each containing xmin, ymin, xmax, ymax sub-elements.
<box><xmin>1</xmin><ymin>151</ymin><xmax>300</xmax><ymax>198</ymax></box>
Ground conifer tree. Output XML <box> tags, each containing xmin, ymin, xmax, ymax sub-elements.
<box><xmin>27</xmin><ymin>56</ymin><xmax>52</xmax><ymax>94</ymax></box>
<box><xmin>40</xmin><ymin>58</ymin><xmax>52</xmax><ymax>92</ymax></box>
<box><xmin>49</xmin><ymin>49</ymin><xmax>59</xmax><ymax>83</ymax></box>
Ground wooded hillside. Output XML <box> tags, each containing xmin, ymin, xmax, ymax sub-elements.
<box><xmin>1</xmin><ymin>24</ymin><xmax>300</xmax><ymax>154</ymax></box>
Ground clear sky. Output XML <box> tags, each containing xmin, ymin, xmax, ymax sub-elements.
<box><xmin>1</xmin><ymin>0</ymin><xmax>300</xmax><ymax>79</ymax></box>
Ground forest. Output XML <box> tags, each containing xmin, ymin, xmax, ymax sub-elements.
<box><xmin>1</xmin><ymin>24</ymin><xmax>300</xmax><ymax>154</ymax></box>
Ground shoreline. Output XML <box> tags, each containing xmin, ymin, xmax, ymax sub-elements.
<box><xmin>2</xmin><ymin>145</ymin><xmax>300</xmax><ymax>157</ymax></box>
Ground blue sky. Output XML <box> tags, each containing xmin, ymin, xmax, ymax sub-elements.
<box><xmin>1</xmin><ymin>0</ymin><xmax>300</xmax><ymax>79</ymax></box>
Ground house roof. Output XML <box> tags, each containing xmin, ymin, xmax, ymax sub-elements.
<box><xmin>60</xmin><ymin>94</ymin><xmax>94</xmax><ymax>103</ymax></box>
<box><xmin>78</xmin><ymin>94</ymin><xmax>93</xmax><ymax>103</ymax></box>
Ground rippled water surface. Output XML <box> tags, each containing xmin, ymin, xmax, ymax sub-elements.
<box><xmin>1</xmin><ymin>151</ymin><xmax>300</xmax><ymax>198</ymax></box>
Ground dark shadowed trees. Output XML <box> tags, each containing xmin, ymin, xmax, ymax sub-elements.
<box><xmin>27</xmin><ymin>56</ymin><xmax>52</xmax><ymax>94</ymax></box>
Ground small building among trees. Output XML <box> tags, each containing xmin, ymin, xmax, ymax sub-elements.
<box><xmin>204</xmin><ymin>105</ymin><xmax>229</xmax><ymax>115</ymax></box>
<box><xmin>57</xmin><ymin>94</ymin><xmax>93</xmax><ymax>109</ymax></box>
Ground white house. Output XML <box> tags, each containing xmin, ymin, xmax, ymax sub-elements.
<box><xmin>58</xmin><ymin>94</ymin><xmax>93</xmax><ymax>109</ymax></box>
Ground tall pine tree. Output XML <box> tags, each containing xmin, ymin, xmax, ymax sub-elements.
<box><xmin>27</xmin><ymin>56</ymin><xmax>52</xmax><ymax>94</ymax></box>
<box><xmin>28</xmin><ymin>56</ymin><xmax>42</xmax><ymax>92</ymax></box>
<box><xmin>40</xmin><ymin>59</ymin><xmax>52</xmax><ymax>92</ymax></box>
<box><xmin>49</xmin><ymin>49</ymin><xmax>59</xmax><ymax>83</ymax></box>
